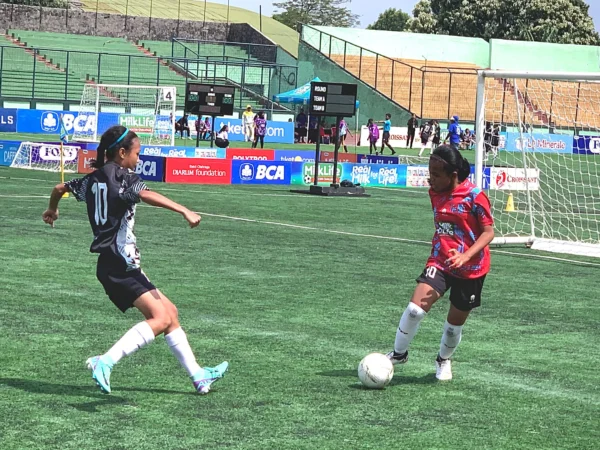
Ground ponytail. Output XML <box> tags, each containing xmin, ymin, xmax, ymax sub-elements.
<box><xmin>431</xmin><ymin>144</ymin><xmax>472</xmax><ymax>181</ymax></box>
<box><xmin>91</xmin><ymin>125</ymin><xmax>137</xmax><ymax>169</ymax></box>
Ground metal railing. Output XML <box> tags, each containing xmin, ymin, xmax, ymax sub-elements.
<box><xmin>0</xmin><ymin>45</ymin><xmax>297</xmax><ymax>112</ymax></box>
<box><xmin>301</xmin><ymin>24</ymin><xmax>480</xmax><ymax>121</ymax></box>
<box><xmin>172</xmin><ymin>38</ymin><xmax>278</xmax><ymax>64</ymax></box>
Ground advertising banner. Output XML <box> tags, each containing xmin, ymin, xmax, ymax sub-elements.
<box><xmin>0</xmin><ymin>108</ymin><xmax>17</xmax><ymax>132</ymax></box>
<box><xmin>231</xmin><ymin>160</ymin><xmax>292</xmax><ymax>185</ymax></box>
<box><xmin>140</xmin><ymin>145</ymin><xmax>226</xmax><ymax>159</ymax></box>
<box><xmin>358</xmin><ymin>125</ymin><xmax>418</xmax><ymax>148</ymax></box>
<box><xmin>273</xmin><ymin>149</ymin><xmax>315</xmax><ymax>162</ymax></box>
<box><xmin>17</xmin><ymin>109</ymin><xmax>117</xmax><ymax>137</ymax></box>
<box><xmin>319</xmin><ymin>151</ymin><xmax>357</xmax><ymax>163</ymax></box>
<box><xmin>291</xmin><ymin>161</ymin><xmax>344</xmax><ymax>185</ymax></box>
<box><xmin>214</xmin><ymin>117</ymin><xmax>294</xmax><ymax>144</ymax></box>
<box><xmin>503</xmin><ymin>132</ymin><xmax>571</xmax><ymax>154</ymax></box>
<box><xmin>573</xmin><ymin>136</ymin><xmax>600</xmax><ymax>155</ymax></box>
<box><xmin>165</xmin><ymin>158</ymin><xmax>232</xmax><ymax>184</ymax></box>
<box><xmin>357</xmin><ymin>154</ymin><xmax>399</xmax><ymax>165</ymax></box>
<box><xmin>226</xmin><ymin>148</ymin><xmax>275</xmax><ymax>160</ymax></box>
<box><xmin>31</xmin><ymin>143</ymin><xmax>79</xmax><ymax>165</ymax></box>
<box><xmin>407</xmin><ymin>165</ymin><xmax>491</xmax><ymax>189</ymax></box>
<box><xmin>490</xmin><ymin>167</ymin><xmax>540</xmax><ymax>191</ymax></box>
<box><xmin>77</xmin><ymin>150</ymin><xmax>164</xmax><ymax>181</ymax></box>
<box><xmin>0</xmin><ymin>140</ymin><xmax>21</xmax><ymax>166</ymax></box>
<box><xmin>347</xmin><ymin>163</ymin><xmax>407</xmax><ymax>188</ymax></box>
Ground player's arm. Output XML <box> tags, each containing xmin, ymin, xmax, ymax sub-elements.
<box><xmin>42</xmin><ymin>177</ymin><xmax>86</xmax><ymax>227</ymax></box>
<box><xmin>139</xmin><ymin>190</ymin><xmax>201</xmax><ymax>228</ymax></box>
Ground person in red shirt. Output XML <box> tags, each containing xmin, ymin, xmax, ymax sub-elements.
<box><xmin>386</xmin><ymin>145</ymin><xmax>494</xmax><ymax>381</ymax></box>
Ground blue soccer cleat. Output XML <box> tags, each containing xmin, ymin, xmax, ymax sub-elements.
<box><xmin>192</xmin><ymin>361</ymin><xmax>229</xmax><ymax>395</ymax></box>
<box><xmin>86</xmin><ymin>355</ymin><xmax>113</xmax><ymax>394</ymax></box>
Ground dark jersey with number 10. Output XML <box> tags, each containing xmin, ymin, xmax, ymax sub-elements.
<box><xmin>65</xmin><ymin>161</ymin><xmax>149</xmax><ymax>270</ymax></box>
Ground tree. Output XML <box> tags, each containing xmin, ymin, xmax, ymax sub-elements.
<box><xmin>408</xmin><ymin>0</ymin><xmax>600</xmax><ymax>45</ymax></box>
<box><xmin>408</xmin><ymin>0</ymin><xmax>437</xmax><ymax>34</ymax></box>
<box><xmin>367</xmin><ymin>8</ymin><xmax>410</xmax><ymax>32</ymax></box>
<box><xmin>272</xmin><ymin>0</ymin><xmax>360</xmax><ymax>30</ymax></box>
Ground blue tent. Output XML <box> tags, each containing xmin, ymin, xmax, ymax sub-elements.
<box><xmin>273</xmin><ymin>77</ymin><xmax>360</xmax><ymax>108</ymax></box>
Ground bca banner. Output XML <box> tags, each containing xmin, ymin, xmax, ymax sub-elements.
<box><xmin>490</xmin><ymin>167</ymin><xmax>540</xmax><ymax>191</ymax></box>
<box><xmin>214</xmin><ymin>117</ymin><xmax>294</xmax><ymax>144</ymax></box>
<box><xmin>573</xmin><ymin>136</ymin><xmax>600</xmax><ymax>155</ymax></box>
<box><xmin>77</xmin><ymin>150</ymin><xmax>164</xmax><ymax>182</ymax></box>
<box><xmin>231</xmin><ymin>160</ymin><xmax>292</xmax><ymax>185</ymax></box>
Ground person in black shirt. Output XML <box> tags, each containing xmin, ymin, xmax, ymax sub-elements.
<box><xmin>42</xmin><ymin>125</ymin><xmax>228</xmax><ymax>395</ymax></box>
<box><xmin>407</xmin><ymin>113</ymin><xmax>418</xmax><ymax>149</ymax></box>
<box><xmin>175</xmin><ymin>114</ymin><xmax>190</xmax><ymax>139</ymax></box>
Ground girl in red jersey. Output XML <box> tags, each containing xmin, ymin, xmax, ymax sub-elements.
<box><xmin>386</xmin><ymin>145</ymin><xmax>494</xmax><ymax>380</ymax></box>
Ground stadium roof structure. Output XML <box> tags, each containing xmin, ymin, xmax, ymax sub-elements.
<box><xmin>77</xmin><ymin>0</ymin><xmax>299</xmax><ymax>57</ymax></box>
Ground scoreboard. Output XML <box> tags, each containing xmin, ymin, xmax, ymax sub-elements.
<box><xmin>309</xmin><ymin>82</ymin><xmax>357</xmax><ymax>117</ymax></box>
<box><xmin>185</xmin><ymin>82</ymin><xmax>235</xmax><ymax>116</ymax></box>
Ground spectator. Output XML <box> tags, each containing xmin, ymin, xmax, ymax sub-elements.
<box><xmin>296</xmin><ymin>108</ymin><xmax>307</xmax><ymax>143</ymax></box>
<box><xmin>407</xmin><ymin>113</ymin><xmax>418</xmax><ymax>149</ymax></box>
<box><xmin>215</xmin><ymin>124</ymin><xmax>229</xmax><ymax>148</ymax></box>
<box><xmin>461</xmin><ymin>128</ymin><xmax>475</xmax><ymax>150</ymax></box>
<box><xmin>242</xmin><ymin>105</ymin><xmax>255</xmax><ymax>143</ymax></box>
<box><xmin>175</xmin><ymin>114</ymin><xmax>191</xmax><ymax>139</ymax></box>
<box><xmin>444</xmin><ymin>115</ymin><xmax>462</xmax><ymax>151</ymax></box>
<box><xmin>252</xmin><ymin>112</ymin><xmax>267</xmax><ymax>149</ymax></box>
<box><xmin>367</xmin><ymin>118</ymin><xmax>379</xmax><ymax>155</ymax></box>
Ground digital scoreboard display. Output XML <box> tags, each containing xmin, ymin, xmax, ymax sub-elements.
<box><xmin>309</xmin><ymin>82</ymin><xmax>357</xmax><ymax>117</ymax></box>
<box><xmin>185</xmin><ymin>83</ymin><xmax>235</xmax><ymax>116</ymax></box>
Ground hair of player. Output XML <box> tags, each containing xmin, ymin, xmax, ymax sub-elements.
<box><xmin>218</xmin><ymin>124</ymin><xmax>228</xmax><ymax>133</ymax></box>
<box><xmin>432</xmin><ymin>145</ymin><xmax>471</xmax><ymax>181</ymax></box>
<box><xmin>91</xmin><ymin>125</ymin><xmax>138</xmax><ymax>169</ymax></box>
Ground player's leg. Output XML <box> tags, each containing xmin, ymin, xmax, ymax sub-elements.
<box><xmin>387</xmin><ymin>266</ymin><xmax>448</xmax><ymax>365</ymax></box>
<box><xmin>435</xmin><ymin>275</ymin><xmax>485</xmax><ymax>380</ymax></box>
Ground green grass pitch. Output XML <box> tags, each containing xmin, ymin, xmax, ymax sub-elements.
<box><xmin>0</xmin><ymin>166</ymin><xmax>598</xmax><ymax>449</ymax></box>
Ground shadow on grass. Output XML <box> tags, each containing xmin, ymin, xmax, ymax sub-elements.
<box><xmin>316</xmin><ymin>369</ymin><xmax>437</xmax><ymax>388</ymax></box>
<box><xmin>0</xmin><ymin>378</ymin><xmax>194</xmax><ymax>412</ymax></box>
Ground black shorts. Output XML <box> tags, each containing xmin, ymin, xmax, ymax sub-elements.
<box><xmin>421</xmin><ymin>135</ymin><xmax>430</xmax><ymax>145</ymax></box>
<box><xmin>416</xmin><ymin>265</ymin><xmax>486</xmax><ymax>311</ymax></box>
<box><xmin>96</xmin><ymin>254</ymin><xmax>156</xmax><ymax>313</ymax></box>
<box><xmin>382</xmin><ymin>131</ymin><xmax>390</xmax><ymax>142</ymax></box>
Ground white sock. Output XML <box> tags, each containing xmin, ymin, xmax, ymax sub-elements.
<box><xmin>103</xmin><ymin>321</ymin><xmax>155</xmax><ymax>366</ymax></box>
<box><xmin>439</xmin><ymin>321</ymin><xmax>463</xmax><ymax>360</ymax></box>
<box><xmin>165</xmin><ymin>327</ymin><xmax>201</xmax><ymax>377</ymax></box>
<box><xmin>394</xmin><ymin>303</ymin><xmax>427</xmax><ymax>354</ymax></box>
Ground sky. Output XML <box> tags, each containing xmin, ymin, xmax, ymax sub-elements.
<box><xmin>213</xmin><ymin>0</ymin><xmax>600</xmax><ymax>32</ymax></box>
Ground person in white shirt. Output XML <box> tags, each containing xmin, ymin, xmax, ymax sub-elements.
<box><xmin>215</xmin><ymin>125</ymin><xmax>229</xmax><ymax>148</ymax></box>
<box><xmin>242</xmin><ymin>105</ymin><xmax>255</xmax><ymax>142</ymax></box>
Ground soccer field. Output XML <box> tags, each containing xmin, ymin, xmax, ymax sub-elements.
<box><xmin>0</xmin><ymin>166</ymin><xmax>598</xmax><ymax>449</ymax></box>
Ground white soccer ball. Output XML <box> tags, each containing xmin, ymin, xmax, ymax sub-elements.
<box><xmin>358</xmin><ymin>352</ymin><xmax>394</xmax><ymax>389</ymax></box>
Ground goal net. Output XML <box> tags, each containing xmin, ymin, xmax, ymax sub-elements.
<box><xmin>72</xmin><ymin>84</ymin><xmax>176</xmax><ymax>146</ymax></box>
<box><xmin>475</xmin><ymin>70</ymin><xmax>600</xmax><ymax>258</ymax></box>
<box><xmin>10</xmin><ymin>142</ymin><xmax>80</xmax><ymax>172</ymax></box>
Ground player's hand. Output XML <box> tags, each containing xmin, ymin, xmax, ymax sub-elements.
<box><xmin>446</xmin><ymin>249</ymin><xmax>470</xmax><ymax>269</ymax></box>
<box><xmin>42</xmin><ymin>209</ymin><xmax>58</xmax><ymax>228</ymax></box>
<box><xmin>183</xmin><ymin>210</ymin><xmax>201</xmax><ymax>228</ymax></box>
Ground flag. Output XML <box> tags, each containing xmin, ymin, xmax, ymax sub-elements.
<box><xmin>59</xmin><ymin>114</ymin><xmax>68</xmax><ymax>144</ymax></box>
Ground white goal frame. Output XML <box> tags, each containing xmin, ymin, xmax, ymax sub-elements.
<box><xmin>475</xmin><ymin>70</ymin><xmax>600</xmax><ymax>258</ymax></box>
<box><xmin>73</xmin><ymin>84</ymin><xmax>176</xmax><ymax>146</ymax></box>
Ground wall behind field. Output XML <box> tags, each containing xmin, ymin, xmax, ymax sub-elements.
<box><xmin>298</xmin><ymin>41</ymin><xmax>411</xmax><ymax>129</ymax></box>
<box><xmin>490</xmin><ymin>39</ymin><xmax>600</xmax><ymax>72</ymax></box>
<box><xmin>0</xmin><ymin>4</ymin><xmax>229</xmax><ymax>42</ymax></box>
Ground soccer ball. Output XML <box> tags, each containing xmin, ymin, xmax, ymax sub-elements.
<box><xmin>358</xmin><ymin>352</ymin><xmax>394</xmax><ymax>389</ymax></box>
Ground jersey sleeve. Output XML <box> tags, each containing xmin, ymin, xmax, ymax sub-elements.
<box><xmin>64</xmin><ymin>176</ymin><xmax>90</xmax><ymax>202</ymax></box>
<box><xmin>120</xmin><ymin>173</ymin><xmax>149</xmax><ymax>204</ymax></box>
<box><xmin>473</xmin><ymin>192</ymin><xmax>494</xmax><ymax>227</ymax></box>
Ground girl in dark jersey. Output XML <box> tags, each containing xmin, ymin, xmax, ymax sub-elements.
<box><xmin>42</xmin><ymin>125</ymin><xmax>228</xmax><ymax>395</ymax></box>
<box><xmin>386</xmin><ymin>145</ymin><xmax>494</xmax><ymax>381</ymax></box>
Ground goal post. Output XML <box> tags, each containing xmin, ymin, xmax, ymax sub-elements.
<box><xmin>475</xmin><ymin>70</ymin><xmax>600</xmax><ymax>258</ymax></box>
<box><xmin>72</xmin><ymin>84</ymin><xmax>176</xmax><ymax>146</ymax></box>
<box><xmin>10</xmin><ymin>141</ymin><xmax>80</xmax><ymax>173</ymax></box>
